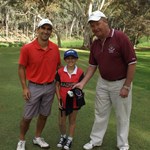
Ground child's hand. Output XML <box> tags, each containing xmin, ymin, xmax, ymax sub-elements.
<box><xmin>59</xmin><ymin>98</ymin><xmax>63</xmax><ymax>109</ymax></box>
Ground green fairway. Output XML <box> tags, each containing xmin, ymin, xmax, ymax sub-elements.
<box><xmin>0</xmin><ymin>47</ymin><xmax>149</xmax><ymax>150</ymax></box>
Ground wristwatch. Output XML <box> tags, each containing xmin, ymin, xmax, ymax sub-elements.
<box><xmin>123</xmin><ymin>85</ymin><xmax>130</xmax><ymax>91</ymax></box>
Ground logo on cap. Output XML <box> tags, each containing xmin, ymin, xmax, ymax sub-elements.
<box><xmin>64</xmin><ymin>49</ymin><xmax>78</xmax><ymax>59</ymax></box>
<box><xmin>37</xmin><ymin>19</ymin><xmax>53</xmax><ymax>28</ymax></box>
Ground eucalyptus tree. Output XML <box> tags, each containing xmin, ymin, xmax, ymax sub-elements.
<box><xmin>0</xmin><ymin>0</ymin><xmax>57</xmax><ymax>41</ymax></box>
<box><xmin>55</xmin><ymin>0</ymin><xmax>96</xmax><ymax>48</ymax></box>
<box><xmin>19</xmin><ymin>0</ymin><xmax>63</xmax><ymax>45</ymax></box>
<box><xmin>107</xmin><ymin>0</ymin><xmax>150</xmax><ymax>45</ymax></box>
<box><xmin>15</xmin><ymin>0</ymin><xmax>56</xmax><ymax>39</ymax></box>
<box><xmin>63</xmin><ymin>0</ymin><xmax>150</xmax><ymax>47</ymax></box>
<box><xmin>71</xmin><ymin>0</ymin><xmax>111</xmax><ymax>48</ymax></box>
<box><xmin>0</xmin><ymin>0</ymin><xmax>149</xmax><ymax>47</ymax></box>
<box><xmin>55</xmin><ymin>0</ymin><xmax>117</xmax><ymax>48</ymax></box>
<box><xmin>0</xmin><ymin>0</ymin><xmax>34</xmax><ymax>40</ymax></box>
<box><xmin>0</xmin><ymin>0</ymin><xmax>18</xmax><ymax>38</ymax></box>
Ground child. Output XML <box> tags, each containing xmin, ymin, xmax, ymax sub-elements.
<box><xmin>55</xmin><ymin>49</ymin><xmax>85</xmax><ymax>150</ymax></box>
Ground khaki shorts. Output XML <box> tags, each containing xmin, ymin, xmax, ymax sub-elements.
<box><xmin>23</xmin><ymin>82</ymin><xmax>55</xmax><ymax>119</ymax></box>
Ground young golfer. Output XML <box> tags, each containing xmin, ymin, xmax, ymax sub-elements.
<box><xmin>55</xmin><ymin>49</ymin><xmax>85</xmax><ymax>150</ymax></box>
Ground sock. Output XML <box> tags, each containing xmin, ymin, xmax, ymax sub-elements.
<box><xmin>19</xmin><ymin>140</ymin><xmax>25</xmax><ymax>142</ymax></box>
<box><xmin>61</xmin><ymin>134</ymin><xmax>67</xmax><ymax>138</ymax></box>
<box><xmin>35</xmin><ymin>137</ymin><xmax>40</xmax><ymax>140</ymax></box>
<box><xmin>68</xmin><ymin>136</ymin><xmax>73</xmax><ymax>141</ymax></box>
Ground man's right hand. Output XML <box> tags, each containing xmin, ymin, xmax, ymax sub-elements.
<box><xmin>23</xmin><ymin>88</ymin><xmax>31</xmax><ymax>101</ymax></box>
<box><xmin>72</xmin><ymin>82</ymin><xmax>84</xmax><ymax>90</ymax></box>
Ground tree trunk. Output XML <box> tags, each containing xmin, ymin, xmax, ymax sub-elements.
<box><xmin>69</xmin><ymin>17</ymin><xmax>76</xmax><ymax>38</ymax></box>
<box><xmin>54</xmin><ymin>29</ymin><xmax>61</xmax><ymax>47</ymax></box>
<box><xmin>82</xmin><ymin>25</ymin><xmax>91</xmax><ymax>49</ymax></box>
<box><xmin>5</xmin><ymin>9</ymin><xmax>9</xmax><ymax>38</ymax></box>
<box><xmin>32</xmin><ymin>16</ymin><xmax>36</xmax><ymax>39</ymax></box>
<box><xmin>65</xmin><ymin>22</ymin><xmax>68</xmax><ymax>40</ymax></box>
<box><xmin>82</xmin><ymin>0</ymin><xmax>93</xmax><ymax>49</ymax></box>
<box><xmin>76</xmin><ymin>20</ymin><xmax>79</xmax><ymax>37</ymax></box>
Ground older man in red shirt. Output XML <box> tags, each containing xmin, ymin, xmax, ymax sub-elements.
<box><xmin>17</xmin><ymin>19</ymin><xmax>61</xmax><ymax>150</ymax></box>
<box><xmin>74</xmin><ymin>10</ymin><xmax>137</xmax><ymax>150</ymax></box>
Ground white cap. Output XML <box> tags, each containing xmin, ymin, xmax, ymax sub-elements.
<box><xmin>88</xmin><ymin>10</ymin><xmax>106</xmax><ymax>22</ymax></box>
<box><xmin>37</xmin><ymin>19</ymin><xmax>53</xmax><ymax>28</ymax></box>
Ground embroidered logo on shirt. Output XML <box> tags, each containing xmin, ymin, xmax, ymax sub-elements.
<box><xmin>108</xmin><ymin>45</ymin><xmax>115</xmax><ymax>53</ymax></box>
<box><xmin>61</xmin><ymin>82</ymin><xmax>75</xmax><ymax>88</ymax></box>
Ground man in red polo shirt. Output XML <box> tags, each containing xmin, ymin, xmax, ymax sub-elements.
<box><xmin>74</xmin><ymin>11</ymin><xmax>137</xmax><ymax>150</ymax></box>
<box><xmin>16</xmin><ymin>19</ymin><xmax>61</xmax><ymax>150</ymax></box>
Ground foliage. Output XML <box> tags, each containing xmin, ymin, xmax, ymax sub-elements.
<box><xmin>0</xmin><ymin>42</ymin><xmax>24</xmax><ymax>47</ymax></box>
<box><xmin>59</xmin><ymin>39</ymin><xmax>83</xmax><ymax>48</ymax></box>
<box><xmin>0</xmin><ymin>0</ymin><xmax>150</xmax><ymax>47</ymax></box>
<box><xmin>137</xmin><ymin>36</ymin><xmax>150</xmax><ymax>48</ymax></box>
<box><xmin>107</xmin><ymin>0</ymin><xmax>150</xmax><ymax>45</ymax></box>
<box><xmin>0</xmin><ymin>38</ymin><xmax>149</xmax><ymax>49</ymax></box>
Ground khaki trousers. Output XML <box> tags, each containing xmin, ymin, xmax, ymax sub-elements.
<box><xmin>90</xmin><ymin>76</ymin><xmax>132</xmax><ymax>149</ymax></box>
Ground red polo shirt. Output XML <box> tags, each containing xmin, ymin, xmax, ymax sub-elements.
<box><xmin>89</xmin><ymin>29</ymin><xmax>137</xmax><ymax>81</ymax></box>
<box><xmin>19</xmin><ymin>38</ymin><xmax>61</xmax><ymax>83</ymax></box>
<box><xmin>56</xmin><ymin>66</ymin><xmax>84</xmax><ymax>109</ymax></box>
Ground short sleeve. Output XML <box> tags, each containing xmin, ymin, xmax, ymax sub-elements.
<box><xmin>55</xmin><ymin>71</ymin><xmax>60</xmax><ymax>82</ymax></box>
<box><xmin>78</xmin><ymin>72</ymin><xmax>84</xmax><ymax>82</ymax></box>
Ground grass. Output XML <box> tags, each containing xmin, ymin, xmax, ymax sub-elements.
<box><xmin>136</xmin><ymin>36</ymin><xmax>150</xmax><ymax>48</ymax></box>
<box><xmin>0</xmin><ymin>47</ymin><xmax>150</xmax><ymax>150</ymax></box>
<box><xmin>1</xmin><ymin>36</ymin><xmax>150</xmax><ymax>49</ymax></box>
<box><xmin>61</xmin><ymin>39</ymin><xmax>83</xmax><ymax>48</ymax></box>
<box><xmin>51</xmin><ymin>38</ymin><xmax>83</xmax><ymax>49</ymax></box>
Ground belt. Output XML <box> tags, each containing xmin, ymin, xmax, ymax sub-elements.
<box><xmin>29</xmin><ymin>81</ymin><xmax>54</xmax><ymax>85</ymax></box>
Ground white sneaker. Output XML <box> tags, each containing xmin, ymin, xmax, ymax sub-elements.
<box><xmin>64</xmin><ymin>139</ymin><xmax>72</xmax><ymax>150</ymax></box>
<box><xmin>120</xmin><ymin>147</ymin><xmax>129</xmax><ymax>150</ymax></box>
<box><xmin>33</xmin><ymin>137</ymin><xmax>49</xmax><ymax>148</ymax></box>
<box><xmin>83</xmin><ymin>141</ymin><xmax>101</xmax><ymax>150</ymax></box>
<box><xmin>83</xmin><ymin>142</ymin><xmax>94</xmax><ymax>150</ymax></box>
<box><xmin>16</xmin><ymin>141</ymin><xmax>26</xmax><ymax>150</ymax></box>
<box><xmin>57</xmin><ymin>137</ymin><xmax>67</xmax><ymax>148</ymax></box>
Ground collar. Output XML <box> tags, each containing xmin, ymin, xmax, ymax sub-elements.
<box><xmin>107</xmin><ymin>28</ymin><xmax>114</xmax><ymax>38</ymax></box>
<box><xmin>110</xmin><ymin>28</ymin><xmax>115</xmax><ymax>37</ymax></box>
<box><xmin>64</xmin><ymin>65</ymin><xmax>78</xmax><ymax>75</ymax></box>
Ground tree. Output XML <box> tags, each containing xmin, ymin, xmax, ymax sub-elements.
<box><xmin>0</xmin><ymin>0</ymin><xmax>149</xmax><ymax>47</ymax></box>
<box><xmin>107</xmin><ymin>0</ymin><xmax>150</xmax><ymax>45</ymax></box>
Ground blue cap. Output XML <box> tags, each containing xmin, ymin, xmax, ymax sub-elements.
<box><xmin>64</xmin><ymin>49</ymin><xmax>78</xmax><ymax>59</ymax></box>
